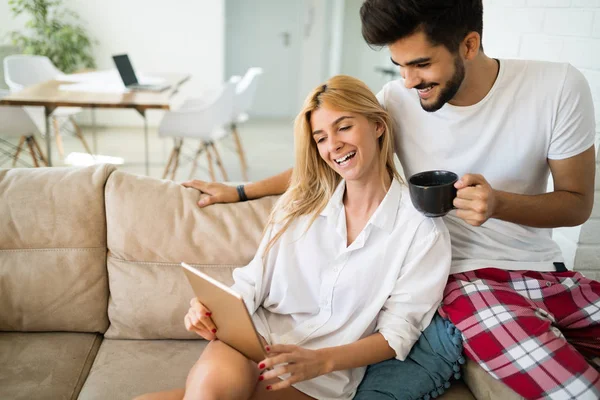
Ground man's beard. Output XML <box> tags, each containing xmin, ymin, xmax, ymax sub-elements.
<box><xmin>419</xmin><ymin>56</ymin><xmax>465</xmax><ymax>112</ymax></box>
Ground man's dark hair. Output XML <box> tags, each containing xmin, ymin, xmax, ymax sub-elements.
<box><xmin>360</xmin><ymin>0</ymin><xmax>484</xmax><ymax>52</ymax></box>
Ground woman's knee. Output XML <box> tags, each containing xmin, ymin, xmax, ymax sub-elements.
<box><xmin>184</xmin><ymin>340</ymin><xmax>258</xmax><ymax>400</ymax></box>
<box><xmin>133</xmin><ymin>389</ymin><xmax>184</xmax><ymax>400</ymax></box>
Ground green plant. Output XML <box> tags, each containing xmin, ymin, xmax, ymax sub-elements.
<box><xmin>8</xmin><ymin>0</ymin><xmax>96</xmax><ymax>73</ymax></box>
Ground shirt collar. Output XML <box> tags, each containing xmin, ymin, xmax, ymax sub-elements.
<box><xmin>368</xmin><ymin>178</ymin><xmax>402</xmax><ymax>234</ymax></box>
<box><xmin>319</xmin><ymin>178</ymin><xmax>402</xmax><ymax>235</ymax></box>
<box><xmin>320</xmin><ymin>179</ymin><xmax>346</xmax><ymax>218</ymax></box>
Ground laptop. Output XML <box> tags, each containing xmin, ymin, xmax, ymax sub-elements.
<box><xmin>112</xmin><ymin>54</ymin><xmax>170</xmax><ymax>92</ymax></box>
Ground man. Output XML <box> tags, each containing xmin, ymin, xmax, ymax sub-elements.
<box><xmin>183</xmin><ymin>1</ymin><xmax>599</xmax><ymax>398</ymax></box>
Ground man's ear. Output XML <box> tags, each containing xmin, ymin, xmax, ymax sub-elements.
<box><xmin>462</xmin><ymin>31</ymin><xmax>481</xmax><ymax>61</ymax></box>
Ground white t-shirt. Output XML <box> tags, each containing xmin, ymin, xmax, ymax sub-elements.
<box><xmin>377</xmin><ymin>59</ymin><xmax>596</xmax><ymax>274</ymax></box>
<box><xmin>231</xmin><ymin>179</ymin><xmax>451</xmax><ymax>400</ymax></box>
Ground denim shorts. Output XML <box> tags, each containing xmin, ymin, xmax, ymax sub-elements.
<box><xmin>353</xmin><ymin>313</ymin><xmax>465</xmax><ymax>400</ymax></box>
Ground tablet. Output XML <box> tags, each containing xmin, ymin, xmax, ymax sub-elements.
<box><xmin>180</xmin><ymin>262</ymin><xmax>267</xmax><ymax>363</ymax></box>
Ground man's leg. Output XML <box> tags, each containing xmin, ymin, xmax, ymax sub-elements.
<box><xmin>439</xmin><ymin>268</ymin><xmax>600</xmax><ymax>399</ymax></box>
<box><xmin>537</xmin><ymin>269</ymin><xmax>600</xmax><ymax>371</ymax></box>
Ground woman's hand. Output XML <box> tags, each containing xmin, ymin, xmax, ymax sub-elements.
<box><xmin>181</xmin><ymin>180</ymin><xmax>240</xmax><ymax>208</ymax></box>
<box><xmin>257</xmin><ymin>344</ymin><xmax>334</xmax><ymax>391</ymax></box>
<box><xmin>184</xmin><ymin>297</ymin><xmax>218</xmax><ymax>340</ymax></box>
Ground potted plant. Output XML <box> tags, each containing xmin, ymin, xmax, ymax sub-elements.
<box><xmin>8</xmin><ymin>0</ymin><xmax>96</xmax><ymax>73</ymax></box>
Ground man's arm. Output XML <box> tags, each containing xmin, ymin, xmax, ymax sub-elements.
<box><xmin>453</xmin><ymin>146</ymin><xmax>596</xmax><ymax>228</ymax></box>
<box><xmin>182</xmin><ymin>168</ymin><xmax>292</xmax><ymax>207</ymax></box>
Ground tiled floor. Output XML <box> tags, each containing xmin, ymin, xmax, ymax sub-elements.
<box><xmin>1</xmin><ymin>118</ymin><xmax>295</xmax><ymax>183</ymax></box>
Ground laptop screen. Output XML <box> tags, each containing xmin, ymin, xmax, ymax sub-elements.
<box><xmin>113</xmin><ymin>54</ymin><xmax>138</xmax><ymax>86</ymax></box>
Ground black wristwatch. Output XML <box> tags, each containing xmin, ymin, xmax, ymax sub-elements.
<box><xmin>236</xmin><ymin>185</ymin><xmax>248</xmax><ymax>202</ymax></box>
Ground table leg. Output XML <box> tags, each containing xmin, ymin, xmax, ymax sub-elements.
<box><xmin>92</xmin><ymin>108</ymin><xmax>98</xmax><ymax>154</ymax></box>
<box><xmin>45</xmin><ymin>107</ymin><xmax>53</xmax><ymax>166</ymax></box>
<box><xmin>144</xmin><ymin>111</ymin><xmax>149</xmax><ymax>176</ymax></box>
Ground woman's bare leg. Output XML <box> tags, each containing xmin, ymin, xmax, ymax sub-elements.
<box><xmin>134</xmin><ymin>339</ymin><xmax>314</xmax><ymax>400</ymax></box>
<box><xmin>184</xmin><ymin>339</ymin><xmax>316</xmax><ymax>400</ymax></box>
<box><xmin>134</xmin><ymin>340</ymin><xmax>256</xmax><ymax>400</ymax></box>
<box><xmin>133</xmin><ymin>389</ymin><xmax>184</xmax><ymax>400</ymax></box>
<box><xmin>249</xmin><ymin>378</ymin><xmax>315</xmax><ymax>400</ymax></box>
<box><xmin>186</xmin><ymin>339</ymin><xmax>263</xmax><ymax>400</ymax></box>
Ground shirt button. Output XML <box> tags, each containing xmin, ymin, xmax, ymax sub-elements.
<box><xmin>279</xmin><ymin>336</ymin><xmax>289</xmax><ymax>344</ymax></box>
<box><xmin>546</xmin><ymin>282</ymin><xmax>552</xmax><ymax>287</ymax></box>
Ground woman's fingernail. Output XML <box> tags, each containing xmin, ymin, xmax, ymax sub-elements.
<box><xmin>265</xmin><ymin>346</ymin><xmax>270</xmax><ymax>352</ymax></box>
<box><xmin>211</xmin><ymin>329</ymin><xmax>217</xmax><ymax>333</ymax></box>
<box><xmin>266</xmin><ymin>385</ymin><xmax>272</xmax><ymax>391</ymax></box>
<box><xmin>258</xmin><ymin>375</ymin><xmax>264</xmax><ymax>382</ymax></box>
<box><xmin>205</xmin><ymin>312</ymin><xmax>212</xmax><ymax>316</ymax></box>
<box><xmin>258</xmin><ymin>363</ymin><xmax>265</xmax><ymax>369</ymax></box>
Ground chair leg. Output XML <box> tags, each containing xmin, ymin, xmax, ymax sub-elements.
<box><xmin>26</xmin><ymin>137</ymin><xmax>40</xmax><ymax>167</ymax></box>
<box><xmin>209</xmin><ymin>142</ymin><xmax>229</xmax><ymax>181</ymax></box>
<box><xmin>231</xmin><ymin>124</ymin><xmax>248</xmax><ymax>181</ymax></box>
<box><xmin>53</xmin><ymin>117</ymin><xmax>65</xmax><ymax>160</ymax></box>
<box><xmin>163</xmin><ymin>151</ymin><xmax>174</xmax><ymax>179</ymax></box>
<box><xmin>163</xmin><ymin>139</ymin><xmax>178</xmax><ymax>179</ymax></box>
<box><xmin>31</xmin><ymin>136</ymin><xmax>48</xmax><ymax>166</ymax></box>
<box><xmin>205</xmin><ymin>142</ymin><xmax>216</xmax><ymax>182</ymax></box>
<box><xmin>70</xmin><ymin>117</ymin><xmax>93</xmax><ymax>155</ymax></box>
<box><xmin>170</xmin><ymin>139</ymin><xmax>183</xmax><ymax>181</ymax></box>
<box><xmin>189</xmin><ymin>141</ymin><xmax>206</xmax><ymax>180</ymax></box>
<box><xmin>13</xmin><ymin>136</ymin><xmax>26</xmax><ymax>167</ymax></box>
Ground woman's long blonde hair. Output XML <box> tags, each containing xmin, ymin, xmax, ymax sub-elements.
<box><xmin>264</xmin><ymin>75</ymin><xmax>400</xmax><ymax>255</ymax></box>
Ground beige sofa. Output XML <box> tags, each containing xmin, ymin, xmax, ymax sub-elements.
<box><xmin>0</xmin><ymin>165</ymin><xmax>523</xmax><ymax>400</ymax></box>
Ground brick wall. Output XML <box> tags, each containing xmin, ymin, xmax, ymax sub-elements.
<box><xmin>482</xmin><ymin>0</ymin><xmax>600</xmax><ymax>275</ymax></box>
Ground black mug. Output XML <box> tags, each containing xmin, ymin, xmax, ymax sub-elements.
<box><xmin>408</xmin><ymin>170</ymin><xmax>458</xmax><ymax>217</ymax></box>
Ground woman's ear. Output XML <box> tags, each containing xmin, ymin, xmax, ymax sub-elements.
<box><xmin>375</xmin><ymin>121</ymin><xmax>385</xmax><ymax>139</ymax></box>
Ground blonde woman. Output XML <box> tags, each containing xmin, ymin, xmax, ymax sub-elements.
<box><xmin>137</xmin><ymin>75</ymin><xmax>451</xmax><ymax>400</ymax></box>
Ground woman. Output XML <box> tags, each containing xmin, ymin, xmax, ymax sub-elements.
<box><xmin>137</xmin><ymin>75</ymin><xmax>451</xmax><ymax>400</ymax></box>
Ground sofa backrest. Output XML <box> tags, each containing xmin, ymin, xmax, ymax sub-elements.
<box><xmin>0</xmin><ymin>165</ymin><xmax>114</xmax><ymax>333</ymax></box>
<box><xmin>103</xmin><ymin>170</ymin><xmax>279</xmax><ymax>339</ymax></box>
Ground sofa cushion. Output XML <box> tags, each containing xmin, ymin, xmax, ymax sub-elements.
<box><xmin>105</xmin><ymin>258</ymin><xmax>235</xmax><ymax>339</ymax></box>
<box><xmin>0</xmin><ymin>165</ymin><xmax>114</xmax><ymax>332</ymax></box>
<box><xmin>463</xmin><ymin>359</ymin><xmax>524</xmax><ymax>400</ymax></box>
<box><xmin>78</xmin><ymin>339</ymin><xmax>476</xmax><ymax>400</ymax></box>
<box><xmin>77</xmin><ymin>339</ymin><xmax>208</xmax><ymax>400</ymax></box>
<box><xmin>432</xmin><ymin>381</ymin><xmax>475</xmax><ymax>400</ymax></box>
<box><xmin>103</xmin><ymin>171</ymin><xmax>278</xmax><ymax>339</ymax></box>
<box><xmin>0</xmin><ymin>332</ymin><xmax>102</xmax><ymax>400</ymax></box>
<box><xmin>0</xmin><ymin>249</ymin><xmax>109</xmax><ymax>332</ymax></box>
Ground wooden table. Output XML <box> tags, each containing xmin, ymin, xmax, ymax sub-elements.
<box><xmin>0</xmin><ymin>73</ymin><xmax>190</xmax><ymax>175</ymax></box>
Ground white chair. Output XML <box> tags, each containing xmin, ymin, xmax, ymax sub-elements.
<box><xmin>158</xmin><ymin>77</ymin><xmax>238</xmax><ymax>181</ymax></box>
<box><xmin>0</xmin><ymin>45</ymin><xmax>21</xmax><ymax>91</ymax></box>
<box><xmin>0</xmin><ymin>90</ymin><xmax>47</xmax><ymax>167</ymax></box>
<box><xmin>229</xmin><ymin>67</ymin><xmax>263</xmax><ymax>181</ymax></box>
<box><xmin>3</xmin><ymin>55</ymin><xmax>92</xmax><ymax>159</ymax></box>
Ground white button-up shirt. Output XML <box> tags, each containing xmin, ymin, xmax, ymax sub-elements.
<box><xmin>231</xmin><ymin>179</ymin><xmax>451</xmax><ymax>399</ymax></box>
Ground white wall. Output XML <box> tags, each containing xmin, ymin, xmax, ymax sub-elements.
<box><xmin>225</xmin><ymin>0</ymin><xmax>305</xmax><ymax>119</ymax></box>
<box><xmin>482</xmin><ymin>0</ymin><xmax>600</xmax><ymax>274</ymax></box>
<box><xmin>338</xmin><ymin>0</ymin><xmax>391</xmax><ymax>92</ymax></box>
<box><xmin>0</xmin><ymin>0</ymin><xmax>225</xmax><ymax>127</ymax></box>
<box><xmin>297</xmin><ymin>0</ymin><xmax>334</xmax><ymax>106</ymax></box>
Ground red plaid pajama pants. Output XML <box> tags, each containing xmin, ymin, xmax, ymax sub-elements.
<box><xmin>439</xmin><ymin>268</ymin><xmax>600</xmax><ymax>400</ymax></box>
